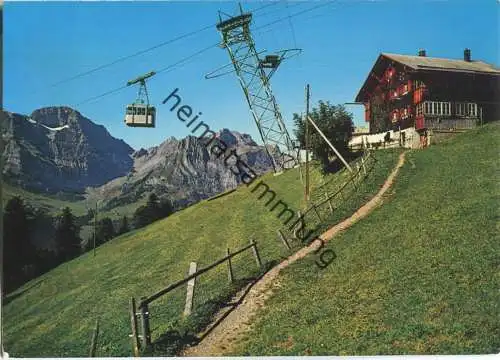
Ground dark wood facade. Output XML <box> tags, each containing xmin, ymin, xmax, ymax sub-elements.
<box><xmin>355</xmin><ymin>50</ymin><xmax>500</xmax><ymax>134</ymax></box>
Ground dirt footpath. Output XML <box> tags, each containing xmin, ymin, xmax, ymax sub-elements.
<box><xmin>182</xmin><ymin>152</ymin><xmax>407</xmax><ymax>356</ymax></box>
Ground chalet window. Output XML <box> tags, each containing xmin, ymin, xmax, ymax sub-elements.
<box><xmin>468</xmin><ymin>103</ymin><xmax>477</xmax><ymax>117</ymax></box>
<box><xmin>400</xmin><ymin>83</ymin><xmax>409</xmax><ymax>95</ymax></box>
<box><xmin>423</xmin><ymin>101</ymin><xmax>452</xmax><ymax>116</ymax></box>
<box><xmin>391</xmin><ymin>109</ymin><xmax>401</xmax><ymax>123</ymax></box>
<box><xmin>443</xmin><ymin>102</ymin><xmax>451</xmax><ymax>115</ymax></box>
<box><xmin>414</xmin><ymin>80</ymin><xmax>425</xmax><ymax>89</ymax></box>
<box><xmin>401</xmin><ymin>107</ymin><xmax>410</xmax><ymax>119</ymax></box>
<box><xmin>416</xmin><ymin>103</ymin><xmax>424</xmax><ymax>116</ymax></box>
<box><xmin>456</xmin><ymin>103</ymin><xmax>466</xmax><ymax>116</ymax></box>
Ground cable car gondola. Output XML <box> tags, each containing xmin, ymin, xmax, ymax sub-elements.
<box><xmin>125</xmin><ymin>104</ymin><xmax>156</xmax><ymax>128</ymax></box>
<box><xmin>124</xmin><ymin>71</ymin><xmax>156</xmax><ymax>128</ymax></box>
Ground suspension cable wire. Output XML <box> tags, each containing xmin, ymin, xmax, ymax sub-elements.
<box><xmin>251</xmin><ymin>0</ymin><xmax>304</xmax><ymax>20</ymax></box>
<box><xmin>253</xmin><ymin>1</ymin><xmax>333</xmax><ymax>32</ymax></box>
<box><xmin>76</xmin><ymin>1</ymin><xmax>335</xmax><ymax>107</ymax></box>
<box><xmin>286</xmin><ymin>1</ymin><xmax>298</xmax><ymax>49</ymax></box>
<box><xmin>298</xmin><ymin>1</ymin><xmax>339</xmax><ymax>23</ymax></box>
<box><xmin>45</xmin><ymin>2</ymin><xmax>280</xmax><ymax>91</ymax></box>
<box><xmin>75</xmin><ymin>85</ymin><xmax>129</xmax><ymax>107</ymax></box>
<box><xmin>252</xmin><ymin>1</ymin><xmax>305</xmax><ymax>46</ymax></box>
<box><xmin>76</xmin><ymin>43</ymin><xmax>217</xmax><ymax>106</ymax></box>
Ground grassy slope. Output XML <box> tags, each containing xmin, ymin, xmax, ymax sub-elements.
<box><xmin>233</xmin><ymin>123</ymin><xmax>500</xmax><ymax>355</ymax></box>
<box><xmin>3</xmin><ymin>182</ymin><xmax>148</xmax><ymax>220</ymax></box>
<box><xmin>2</xmin><ymin>183</ymin><xmax>88</xmax><ymax>216</ymax></box>
<box><xmin>2</xmin><ymin>183</ymin><xmax>145</xmax><ymax>247</ymax></box>
<box><xmin>2</xmin><ymin>151</ymin><xmax>400</xmax><ymax>357</ymax></box>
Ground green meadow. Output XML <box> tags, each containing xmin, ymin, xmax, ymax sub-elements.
<box><xmin>232</xmin><ymin>122</ymin><xmax>500</xmax><ymax>355</ymax></box>
<box><xmin>3</xmin><ymin>148</ymin><xmax>400</xmax><ymax>357</ymax></box>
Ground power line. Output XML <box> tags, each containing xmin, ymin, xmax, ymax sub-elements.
<box><xmin>48</xmin><ymin>2</ymin><xmax>280</xmax><ymax>90</ymax></box>
<box><xmin>253</xmin><ymin>1</ymin><xmax>333</xmax><ymax>32</ymax></box>
<box><xmin>75</xmin><ymin>85</ymin><xmax>129</xmax><ymax>107</ymax></box>
<box><xmin>76</xmin><ymin>43</ymin><xmax>217</xmax><ymax>106</ymax></box>
<box><xmin>286</xmin><ymin>1</ymin><xmax>298</xmax><ymax>49</ymax></box>
<box><xmin>76</xmin><ymin>1</ymin><xmax>334</xmax><ymax>107</ymax></box>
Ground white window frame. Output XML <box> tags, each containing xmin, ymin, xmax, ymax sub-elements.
<box><xmin>468</xmin><ymin>103</ymin><xmax>477</xmax><ymax>117</ymax></box>
<box><xmin>446</xmin><ymin>102</ymin><xmax>451</xmax><ymax>115</ymax></box>
<box><xmin>456</xmin><ymin>103</ymin><xmax>467</xmax><ymax>116</ymax></box>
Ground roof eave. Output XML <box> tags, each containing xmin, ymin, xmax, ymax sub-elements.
<box><xmin>414</xmin><ymin>66</ymin><xmax>500</xmax><ymax>76</ymax></box>
<box><xmin>354</xmin><ymin>53</ymin><xmax>385</xmax><ymax>103</ymax></box>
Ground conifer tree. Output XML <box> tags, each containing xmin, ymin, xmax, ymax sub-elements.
<box><xmin>54</xmin><ymin>207</ymin><xmax>81</xmax><ymax>261</ymax></box>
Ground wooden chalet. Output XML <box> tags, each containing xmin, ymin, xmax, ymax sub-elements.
<box><xmin>355</xmin><ymin>49</ymin><xmax>500</xmax><ymax>137</ymax></box>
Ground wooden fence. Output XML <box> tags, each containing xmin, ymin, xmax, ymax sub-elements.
<box><xmin>128</xmin><ymin>239</ymin><xmax>263</xmax><ymax>354</ymax></box>
<box><xmin>280</xmin><ymin>150</ymin><xmax>377</xmax><ymax>244</ymax></box>
<box><xmin>310</xmin><ymin>150</ymin><xmax>375</xmax><ymax>210</ymax></box>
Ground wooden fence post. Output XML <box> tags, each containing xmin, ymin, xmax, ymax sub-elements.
<box><xmin>339</xmin><ymin>187</ymin><xmax>345</xmax><ymax>203</ymax></box>
<box><xmin>183</xmin><ymin>262</ymin><xmax>197</xmax><ymax>317</ymax></box>
<box><xmin>312</xmin><ymin>205</ymin><xmax>322</xmax><ymax>222</ymax></box>
<box><xmin>139</xmin><ymin>299</ymin><xmax>151</xmax><ymax>349</ymax></box>
<box><xmin>250</xmin><ymin>239</ymin><xmax>263</xmax><ymax>270</ymax></box>
<box><xmin>294</xmin><ymin>210</ymin><xmax>305</xmax><ymax>240</ymax></box>
<box><xmin>325</xmin><ymin>192</ymin><xmax>334</xmax><ymax>213</ymax></box>
<box><xmin>277</xmin><ymin>229</ymin><xmax>291</xmax><ymax>250</ymax></box>
<box><xmin>361</xmin><ymin>155</ymin><xmax>367</xmax><ymax>175</ymax></box>
<box><xmin>129</xmin><ymin>298</ymin><xmax>140</xmax><ymax>356</ymax></box>
<box><xmin>89</xmin><ymin>319</ymin><xmax>99</xmax><ymax>357</ymax></box>
<box><xmin>352</xmin><ymin>167</ymin><xmax>359</xmax><ymax>191</ymax></box>
<box><xmin>226</xmin><ymin>248</ymin><xmax>234</xmax><ymax>283</ymax></box>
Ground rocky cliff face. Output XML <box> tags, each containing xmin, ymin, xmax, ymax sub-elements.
<box><xmin>2</xmin><ymin>107</ymin><xmax>275</xmax><ymax>210</ymax></box>
<box><xmin>92</xmin><ymin>128</ymin><xmax>274</xmax><ymax>210</ymax></box>
<box><xmin>1</xmin><ymin>107</ymin><xmax>134</xmax><ymax>193</ymax></box>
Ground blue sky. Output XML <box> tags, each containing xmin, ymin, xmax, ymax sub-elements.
<box><xmin>4</xmin><ymin>0</ymin><xmax>498</xmax><ymax>150</ymax></box>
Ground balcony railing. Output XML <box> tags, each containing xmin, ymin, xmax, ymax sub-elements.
<box><xmin>415</xmin><ymin>101</ymin><xmax>480</xmax><ymax>118</ymax></box>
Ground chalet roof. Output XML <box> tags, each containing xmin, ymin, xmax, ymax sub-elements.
<box><xmin>355</xmin><ymin>52</ymin><xmax>500</xmax><ymax>102</ymax></box>
<box><xmin>382</xmin><ymin>53</ymin><xmax>500</xmax><ymax>74</ymax></box>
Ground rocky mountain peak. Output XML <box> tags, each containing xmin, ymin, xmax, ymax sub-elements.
<box><xmin>2</xmin><ymin>107</ymin><xmax>134</xmax><ymax>193</ymax></box>
<box><xmin>4</xmin><ymin>106</ymin><xmax>275</xmax><ymax>211</ymax></box>
<box><xmin>216</xmin><ymin>128</ymin><xmax>258</xmax><ymax>147</ymax></box>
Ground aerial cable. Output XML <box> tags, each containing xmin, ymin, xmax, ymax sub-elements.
<box><xmin>77</xmin><ymin>43</ymin><xmax>261</xmax><ymax>105</ymax></box>
<box><xmin>285</xmin><ymin>1</ymin><xmax>298</xmax><ymax>49</ymax></box>
<box><xmin>44</xmin><ymin>1</ymin><xmax>280</xmax><ymax>91</ymax></box>
<box><xmin>253</xmin><ymin>1</ymin><xmax>333</xmax><ymax>32</ymax></box>
<box><xmin>76</xmin><ymin>85</ymin><xmax>129</xmax><ymax>107</ymax></box>
<box><xmin>76</xmin><ymin>43</ymin><xmax>217</xmax><ymax>106</ymax></box>
<box><xmin>49</xmin><ymin>26</ymin><xmax>215</xmax><ymax>89</ymax></box>
<box><xmin>155</xmin><ymin>43</ymin><xmax>217</xmax><ymax>75</ymax></box>
<box><xmin>299</xmin><ymin>1</ymin><xmax>339</xmax><ymax>23</ymax></box>
<box><xmin>76</xmin><ymin>1</ymin><xmax>334</xmax><ymax>107</ymax></box>
<box><xmin>252</xmin><ymin>0</ymin><xmax>305</xmax><ymax>21</ymax></box>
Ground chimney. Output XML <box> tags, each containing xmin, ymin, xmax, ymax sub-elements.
<box><xmin>418</xmin><ymin>49</ymin><xmax>426</xmax><ymax>57</ymax></box>
<box><xmin>464</xmin><ymin>48</ymin><xmax>471</xmax><ymax>62</ymax></box>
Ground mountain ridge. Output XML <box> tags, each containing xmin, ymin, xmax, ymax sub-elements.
<box><xmin>1</xmin><ymin>106</ymin><xmax>274</xmax><ymax>211</ymax></box>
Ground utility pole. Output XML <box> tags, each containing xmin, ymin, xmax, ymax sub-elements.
<box><xmin>305</xmin><ymin>84</ymin><xmax>310</xmax><ymax>202</ymax></box>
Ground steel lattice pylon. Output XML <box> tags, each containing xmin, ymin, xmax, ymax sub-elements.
<box><xmin>214</xmin><ymin>6</ymin><xmax>299</xmax><ymax>172</ymax></box>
